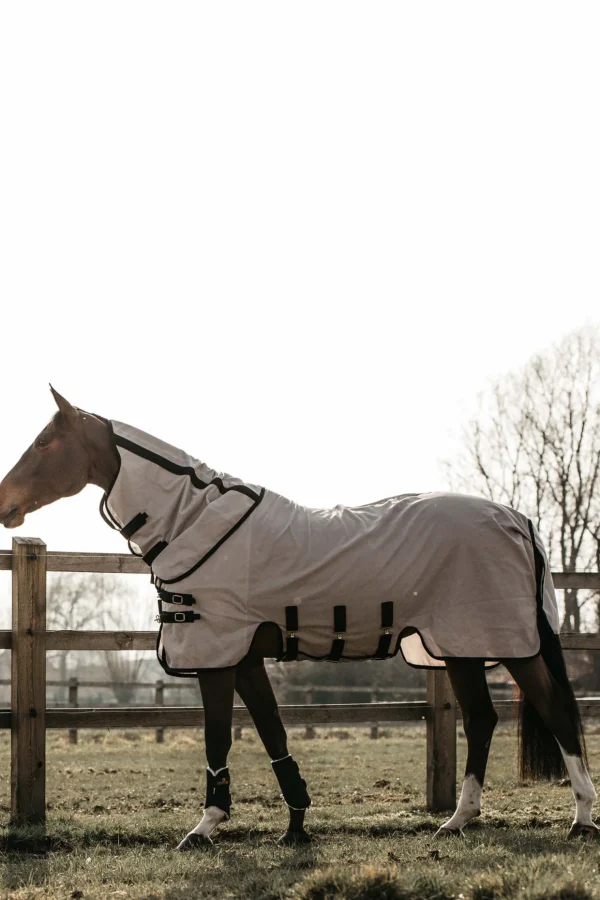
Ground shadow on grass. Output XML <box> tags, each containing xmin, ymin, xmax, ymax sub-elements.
<box><xmin>1</xmin><ymin>814</ymin><xmax>597</xmax><ymax>855</ymax></box>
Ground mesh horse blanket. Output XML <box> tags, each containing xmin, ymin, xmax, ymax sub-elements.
<box><xmin>100</xmin><ymin>422</ymin><xmax>559</xmax><ymax>675</ymax></box>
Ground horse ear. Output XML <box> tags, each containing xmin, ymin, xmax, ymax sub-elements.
<box><xmin>49</xmin><ymin>385</ymin><xmax>78</xmax><ymax>423</ymax></box>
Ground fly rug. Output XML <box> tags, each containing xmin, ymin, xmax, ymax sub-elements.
<box><xmin>0</xmin><ymin>396</ymin><xmax>595</xmax><ymax>850</ymax></box>
<box><xmin>98</xmin><ymin>421</ymin><xmax>596</xmax><ymax>846</ymax></box>
<box><xmin>102</xmin><ymin>423</ymin><xmax>558</xmax><ymax>673</ymax></box>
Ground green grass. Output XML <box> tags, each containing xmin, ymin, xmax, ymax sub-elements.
<box><xmin>1</xmin><ymin>723</ymin><xmax>600</xmax><ymax>899</ymax></box>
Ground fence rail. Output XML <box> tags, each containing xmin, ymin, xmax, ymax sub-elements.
<box><xmin>1</xmin><ymin>538</ymin><xmax>599</xmax><ymax>825</ymax></box>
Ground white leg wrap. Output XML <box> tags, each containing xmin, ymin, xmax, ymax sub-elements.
<box><xmin>191</xmin><ymin>806</ymin><xmax>229</xmax><ymax>838</ymax></box>
<box><xmin>558</xmin><ymin>742</ymin><xmax>597</xmax><ymax>827</ymax></box>
<box><xmin>436</xmin><ymin>774</ymin><xmax>482</xmax><ymax>834</ymax></box>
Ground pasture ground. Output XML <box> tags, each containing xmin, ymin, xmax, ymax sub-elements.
<box><xmin>1</xmin><ymin>723</ymin><xmax>600</xmax><ymax>899</ymax></box>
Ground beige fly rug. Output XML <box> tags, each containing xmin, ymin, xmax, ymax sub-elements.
<box><xmin>99</xmin><ymin>421</ymin><xmax>559</xmax><ymax>675</ymax></box>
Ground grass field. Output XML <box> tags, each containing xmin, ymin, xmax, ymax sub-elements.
<box><xmin>1</xmin><ymin>722</ymin><xmax>600</xmax><ymax>899</ymax></box>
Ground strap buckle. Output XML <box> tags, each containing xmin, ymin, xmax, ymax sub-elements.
<box><xmin>171</xmin><ymin>594</ymin><xmax>184</xmax><ymax>605</ymax></box>
<box><xmin>174</xmin><ymin>612</ymin><xmax>186</xmax><ymax>623</ymax></box>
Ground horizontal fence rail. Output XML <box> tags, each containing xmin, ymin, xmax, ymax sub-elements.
<box><xmin>1</xmin><ymin>539</ymin><xmax>600</xmax><ymax>825</ymax></box>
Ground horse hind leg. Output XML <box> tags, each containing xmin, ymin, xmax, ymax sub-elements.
<box><xmin>503</xmin><ymin>654</ymin><xmax>598</xmax><ymax>839</ymax></box>
<box><xmin>435</xmin><ymin>659</ymin><xmax>498</xmax><ymax>837</ymax></box>
<box><xmin>234</xmin><ymin>653</ymin><xmax>312</xmax><ymax>845</ymax></box>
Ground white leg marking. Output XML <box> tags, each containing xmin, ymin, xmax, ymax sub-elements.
<box><xmin>558</xmin><ymin>742</ymin><xmax>597</xmax><ymax>828</ymax></box>
<box><xmin>436</xmin><ymin>774</ymin><xmax>482</xmax><ymax>835</ymax></box>
<box><xmin>191</xmin><ymin>805</ymin><xmax>229</xmax><ymax>839</ymax></box>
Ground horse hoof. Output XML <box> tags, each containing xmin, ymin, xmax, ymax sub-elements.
<box><xmin>176</xmin><ymin>832</ymin><xmax>214</xmax><ymax>851</ymax></box>
<box><xmin>434</xmin><ymin>826</ymin><xmax>464</xmax><ymax>839</ymax></box>
<box><xmin>277</xmin><ymin>829</ymin><xmax>312</xmax><ymax>846</ymax></box>
<box><xmin>567</xmin><ymin>823</ymin><xmax>600</xmax><ymax>840</ymax></box>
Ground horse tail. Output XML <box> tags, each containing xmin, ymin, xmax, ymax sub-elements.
<box><xmin>518</xmin><ymin>524</ymin><xmax>586</xmax><ymax>781</ymax></box>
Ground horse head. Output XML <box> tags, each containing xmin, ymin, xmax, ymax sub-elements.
<box><xmin>0</xmin><ymin>387</ymin><xmax>116</xmax><ymax>528</ymax></box>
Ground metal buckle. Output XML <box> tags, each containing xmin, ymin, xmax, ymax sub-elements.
<box><xmin>154</xmin><ymin>614</ymin><xmax>161</xmax><ymax>623</ymax></box>
<box><xmin>287</xmin><ymin>631</ymin><xmax>296</xmax><ymax>639</ymax></box>
<box><xmin>336</xmin><ymin>633</ymin><xmax>345</xmax><ymax>640</ymax></box>
<box><xmin>174</xmin><ymin>612</ymin><xmax>186</xmax><ymax>623</ymax></box>
<box><xmin>382</xmin><ymin>628</ymin><xmax>391</xmax><ymax>635</ymax></box>
<box><xmin>171</xmin><ymin>594</ymin><xmax>184</xmax><ymax>605</ymax></box>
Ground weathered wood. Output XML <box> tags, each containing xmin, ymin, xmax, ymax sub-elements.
<box><xmin>3</xmin><ymin>702</ymin><xmax>430</xmax><ymax>730</ymax></box>
<box><xmin>11</xmin><ymin>538</ymin><xmax>46</xmax><ymax>825</ymax></box>
<box><xmin>46</xmin><ymin>631</ymin><xmax>157</xmax><ymax>651</ymax></box>
<box><xmin>303</xmin><ymin>690</ymin><xmax>316</xmax><ymax>739</ymax></box>
<box><xmin>552</xmin><ymin>572</ymin><xmax>600</xmax><ymax>590</ymax></box>
<box><xmin>559</xmin><ymin>633</ymin><xmax>600</xmax><ymax>650</ymax></box>
<box><xmin>426</xmin><ymin>670</ymin><xmax>457</xmax><ymax>811</ymax></box>
<box><xmin>68</xmin><ymin>678</ymin><xmax>78</xmax><ymax>745</ymax></box>
<box><xmin>1</xmin><ymin>697</ymin><xmax>600</xmax><ymax>733</ymax></box>
<box><xmin>0</xmin><ymin>550</ymin><xmax>146</xmax><ymax>573</ymax></box>
<box><xmin>370</xmin><ymin>691</ymin><xmax>380</xmax><ymax>739</ymax></box>
<box><xmin>155</xmin><ymin>680</ymin><xmax>164</xmax><ymax>744</ymax></box>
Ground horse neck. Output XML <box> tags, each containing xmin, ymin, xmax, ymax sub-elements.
<box><xmin>81</xmin><ymin>414</ymin><xmax>120</xmax><ymax>492</ymax></box>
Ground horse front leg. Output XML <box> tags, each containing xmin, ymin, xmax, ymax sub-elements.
<box><xmin>435</xmin><ymin>659</ymin><xmax>498</xmax><ymax>837</ymax></box>
<box><xmin>235</xmin><ymin>657</ymin><xmax>312</xmax><ymax>845</ymax></box>
<box><xmin>176</xmin><ymin>666</ymin><xmax>236</xmax><ymax>850</ymax></box>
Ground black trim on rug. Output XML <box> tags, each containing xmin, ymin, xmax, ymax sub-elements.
<box><xmin>157</xmin><ymin>487</ymin><xmax>265</xmax><ymax>585</ymax></box>
<box><xmin>112</xmin><ymin>432</ymin><xmax>262</xmax><ymax>502</ymax></box>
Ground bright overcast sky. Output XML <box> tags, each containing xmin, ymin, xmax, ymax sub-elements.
<box><xmin>0</xmin><ymin>1</ymin><xmax>599</xmax><ymax>572</ymax></box>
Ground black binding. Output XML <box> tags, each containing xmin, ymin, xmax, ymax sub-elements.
<box><xmin>143</xmin><ymin>540</ymin><xmax>168</xmax><ymax>566</ymax></box>
<box><xmin>158</xmin><ymin>590</ymin><xmax>196</xmax><ymax>606</ymax></box>
<box><xmin>158</xmin><ymin>610</ymin><xmax>202</xmax><ymax>624</ymax></box>
<box><xmin>374</xmin><ymin>600</ymin><xmax>394</xmax><ymax>658</ymax></box>
<box><xmin>284</xmin><ymin>606</ymin><xmax>299</xmax><ymax>661</ymax></box>
<box><xmin>327</xmin><ymin>605</ymin><xmax>346</xmax><ymax>661</ymax></box>
<box><xmin>120</xmin><ymin>512</ymin><xmax>148</xmax><ymax>540</ymax></box>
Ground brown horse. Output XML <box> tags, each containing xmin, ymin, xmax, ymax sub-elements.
<box><xmin>0</xmin><ymin>387</ymin><xmax>597</xmax><ymax>848</ymax></box>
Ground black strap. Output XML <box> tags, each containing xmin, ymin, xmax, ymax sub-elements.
<box><xmin>158</xmin><ymin>590</ymin><xmax>196</xmax><ymax>606</ymax></box>
<box><xmin>120</xmin><ymin>512</ymin><xmax>148</xmax><ymax>540</ymax></box>
<box><xmin>327</xmin><ymin>605</ymin><xmax>346</xmax><ymax>661</ymax></box>
<box><xmin>143</xmin><ymin>540</ymin><xmax>168</xmax><ymax>566</ymax></box>
<box><xmin>374</xmin><ymin>600</ymin><xmax>394</xmax><ymax>658</ymax></box>
<box><xmin>158</xmin><ymin>610</ymin><xmax>202</xmax><ymax>624</ymax></box>
<box><xmin>284</xmin><ymin>606</ymin><xmax>299</xmax><ymax>661</ymax></box>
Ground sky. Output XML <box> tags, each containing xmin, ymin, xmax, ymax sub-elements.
<box><xmin>0</xmin><ymin>3</ymin><xmax>599</xmax><ymax>625</ymax></box>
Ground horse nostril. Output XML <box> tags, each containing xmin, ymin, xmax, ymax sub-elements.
<box><xmin>0</xmin><ymin>506</ymin><xmax>19</xmax><ymax>525</ymax></box>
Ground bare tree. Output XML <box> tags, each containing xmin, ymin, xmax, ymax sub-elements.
<box><xmin>100</xmin><ymin>594</ymin><xmax>155</xmax><ymax>705</ymax></box>
<box><xmin>444</xmin><ymin>326</ymin><xmax>600</xmax><ymax>634</ymax></box>
<box><xmin>47</xmin><ymin>573</ymin><xmax>113</xmax><ymax>699</ymax></box>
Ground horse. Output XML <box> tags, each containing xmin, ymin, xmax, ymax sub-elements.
<box><xmin>0</xmin><ymin>386</ymin><xmax>596</xmax><ymax>849</ymax></box>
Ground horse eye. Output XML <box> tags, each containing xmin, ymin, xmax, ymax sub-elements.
<box><xmin>36</xmin><ymin>439</ymin><xmax>49</xmax><ymax>448</ymax></box>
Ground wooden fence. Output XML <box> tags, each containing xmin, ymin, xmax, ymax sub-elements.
<box><xmin>0</xmin><ymin>537</ymin><xmax>599</xmax><ymax>826</ymax></box>
<box><xmin>0</xmin><ymin>679</ymin><xmax>427</xmax><ymax>743</ymax></box>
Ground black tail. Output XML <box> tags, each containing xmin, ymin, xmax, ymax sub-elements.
<box><xmin>518</xmin><ymin>626</ymin><xmax>586</xmax><ymax>781</ymax></box>
<box><xmin>519</xmin><ymin>522</ymin><xmax>586</xmax><ymax>781</ymax></box>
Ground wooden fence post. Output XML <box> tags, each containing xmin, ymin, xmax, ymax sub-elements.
<box><xmin>11</xmin><ymin>537</ymin><xmax>47</xmax><ymax>825</ymax></box>
<box><xmin>303</xmin><ymin>690</ymin><xmax>316</xmax><ymax>739</ymax></box>
<box><xmin>155</xmin><ymin>679</ymin><xmax>164</xmax><ymax>743</ymax></box>
<box><xmin>370</xmin><ymin>690</ymin><xmax>379</xmax><ymax>739</ymax></box>
<box><xmin>68</xmin><ymin>677</ymin><xmax>78</xmax><ymax>745</ymax></box>
<box><xmin>426</xmin><ymin>669</ymin><xmax>457</xmax><ymax>811</ymax></box>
